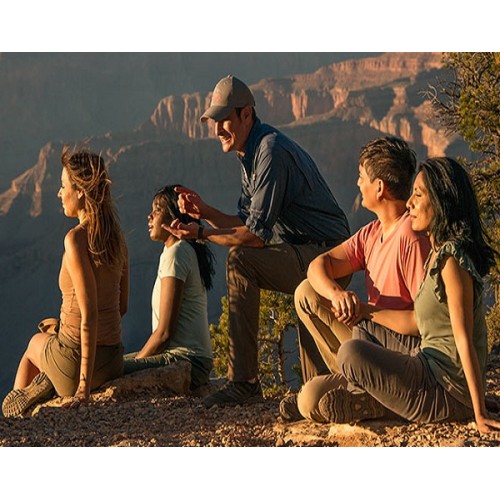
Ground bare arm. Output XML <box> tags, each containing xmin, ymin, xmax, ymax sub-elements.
<box><xmin>164</xmin><ymin>220</ymin><xmax>264</xmax><ymax>248</ymax></box>
<box><xmin>172</xmin><ymin>186</ymin><xmax>264</xmax><ymax>247</ymax></box>
<box><xmin>64</xmin><ymin>227</ymin><xmax>98</xmax><ymax>401</ymax></box>
<box><xmin>307</xmin><ymin>245</ymin><xmax>359</xmax><ymax>323</ymax></box>
<box><xmin>443</xmin><ymin>256</ymin><xmax>500</xmax><ymax>434</ymax></box>
<box><xmin>310</xmin><ymin>242</ymin><xmax>419</xmax><ymax>335</ymax></box>
<box><xmin>135</xmin><ymin>277</ymin><xmax>185</xmax><ymax>358</ymax></box>
<box><xmin>176</xmin><ymin>186</ymin><xmax>244</xmax><ymax>229</ymax></box>
<box><xmin>358</xmin><ymin>303</ymin><xmax>419</xmax><ymax>336</ymax></box>
<box><xmin>201</xmin><ymin>206</ymin><xmax>247</xmax><ymax>230</ymax></box>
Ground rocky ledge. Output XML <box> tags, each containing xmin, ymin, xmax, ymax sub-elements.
<box><xmin>1</xmin><ymin>352</ymin><xmax>499</xmax><ymax>447</ymax></box>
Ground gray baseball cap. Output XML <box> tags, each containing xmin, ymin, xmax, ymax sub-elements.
<box><xmin>200</xmin><ymin>75</ymin><xmax>255</xmax><ymax>122</ymax></box>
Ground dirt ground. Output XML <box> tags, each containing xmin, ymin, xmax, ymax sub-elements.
<box><xmin>0</xmin><ymin>348</ymin><xmax>499</xmax><ymax>448</ymax></box>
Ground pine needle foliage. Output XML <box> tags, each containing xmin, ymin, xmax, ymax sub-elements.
<box><xmin>210</xmin><ymin>290</ymin><xmax>299</xmax><ymax>396</ymax></box>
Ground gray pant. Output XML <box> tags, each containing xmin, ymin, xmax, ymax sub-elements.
<box><xmin>338</xmin><ymin>320</ymin><xmax>473</xmax><ymax>423</ymax></box>
<box><xmin>226</xmin><ymin>242</ymin><xmax>347</xmax><ymax>382</ymax></box>
<box><xmin>297</xmin><ymin>318</ymin><xmax>421</xmax><ymax>421</ymax></box>
<box><xmin>297</xmin><ymin>320</ymin><xmax>472</xmax><ymax>423</ymax></box>
<box><xmin>123</xmin><ymin>351</ymin><xmax>213</xmax><ymax>390</ymax></box>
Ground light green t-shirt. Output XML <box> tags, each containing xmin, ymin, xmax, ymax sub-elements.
<box><xmin>415</xmin><ymin>241</ymin><xmax>488</xmax><ymax>407</ymax></box>
<box><xmin>152</xmin><ymin>240</ymin><xmax>213</xmax><ymax>359</ymax></box>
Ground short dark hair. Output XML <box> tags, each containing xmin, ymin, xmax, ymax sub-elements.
<box><xmin>235</xmin><ymin>106</ymin><xmax>256</xmax><ymax>121</ymax></box>
<box><xmin>418</xmin><ymin>157</ymin><xmax>496</xmax><ymax>277</ymax></box>
<box><xmin>359</xmin><ymin>136</ymin><xmax>417</xmax><ymax>200</ymax></box>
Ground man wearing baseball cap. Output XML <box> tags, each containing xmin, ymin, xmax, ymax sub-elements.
<box><xmin>165</xmin><ymin>75</ymin><xmax>350</xmax><ymax>408</ymax></box>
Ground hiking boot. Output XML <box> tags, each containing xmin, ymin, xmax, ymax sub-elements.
<box><xmin>2</xmin><ymin>372</ymin><xmax>55</xmax><ymax>418</ymax></box>
<box><xmin>279</xmin><ymin>393</ymin><xmax>303</xmax><ymax>422</ymax></box>
<box><xmin>203</xmin><ymin>380</ymin><xmax>263</xmax><ymax>408</ymax></box>
<box><xmin>318</xmin><ymin>388</ymin><xmax>389</xmax><ymax>424</ymax></box>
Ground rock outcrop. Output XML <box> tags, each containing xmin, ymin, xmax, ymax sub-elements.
<box><xmin>139</xmin><ymin>52</ymin><xmax>448</xmax><ymax>157</ymax></box>
<box><xmin>30</xmin><ymin>360</ymin><xmax>192</xmax><ymax>417</ymax></box>
<box><xmin>0</xmin><ymin>143</ymin><xmax>55</xmax><ymax>217</ymax></box>
<box><xmin>0</xmin><ymin>346</ymin><xmax>499</xmax><ymax>446</ymax></box>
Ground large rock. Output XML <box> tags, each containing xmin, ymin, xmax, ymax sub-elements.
<box><xmin>30</xmin><ymin>361</ymin><xmax>191</xmax><ymax>416</ymax></box>
<box><xmin>101</xmin><ymin>361</ymin><xmax>192</xmax><ymax>398</ymax></box>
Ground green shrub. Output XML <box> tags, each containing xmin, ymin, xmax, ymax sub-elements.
<box><xmin>210</xmin><ymin>290</ymin><xmax>299</xmax><ymax>397</ymax></box>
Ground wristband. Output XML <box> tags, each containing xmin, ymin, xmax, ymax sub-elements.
<box><xmin>196</xmin><ymin>225</ymin><xmax>205</xmax><ymax>243</ymax></box>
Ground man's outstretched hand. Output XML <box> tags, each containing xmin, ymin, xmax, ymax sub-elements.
<box><xmin>175</xmin><ymin>186</ymin><xmax>208</xmax><ymax>220</ymax></box>
<box><xmin>162</xmin><ymin>219</ymin><xmax>199</xmax><ymax>240</ymax></box>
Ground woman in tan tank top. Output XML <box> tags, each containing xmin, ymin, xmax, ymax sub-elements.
<box><xmin>2</xmin><ymin>148</ymin><xmax>128</xmax><ymax>417</ymax></box>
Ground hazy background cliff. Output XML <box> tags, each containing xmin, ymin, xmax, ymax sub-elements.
<box><xmin>0</xmin><ymin>52</ymin><xmax>473</xmax><ymax>397</ymax></box>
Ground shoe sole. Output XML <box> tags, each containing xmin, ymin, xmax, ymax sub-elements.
<box><xmin>2</xmin><ymin>372</ymin><xmax>54</xmax><ymax>418</ymax></box>
<box><xmin>318</xmin><ymin>388</ymin><xmax>387</xmax><ymax>424</ymax></box>
<box><xmin>279</xmin><ymin>395</ymin><xmax>303</xmax><ymax>422</ymax></box>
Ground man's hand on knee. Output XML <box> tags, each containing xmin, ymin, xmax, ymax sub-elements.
<box><xmin>330</xmin><ymin>289</ymin><xmax>360</xmax><ymax>325</ymax></box>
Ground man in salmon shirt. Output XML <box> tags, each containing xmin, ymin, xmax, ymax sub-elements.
<box><xmin>280</xmin><ymin>136</ymin><xmax>431</xmax><ymax>422</ymax></box>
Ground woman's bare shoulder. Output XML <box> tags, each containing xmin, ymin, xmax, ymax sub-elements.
<box><xmin>64</xmin><ymin>225</ymin><xmax>88</xmax><ymax>252</ymax></box>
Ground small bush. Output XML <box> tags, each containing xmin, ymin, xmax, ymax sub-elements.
<box><xmin>210</xmin><ymin>290</ymin><xmax>299</xmax><ymax>397</ymax></box>
<box><xmin>486</xmin><ymin>303</ymin><xmax>500</xmax><ymax>352</ymax></box>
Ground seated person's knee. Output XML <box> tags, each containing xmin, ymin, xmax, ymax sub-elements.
<box><xmin>297</xmin><ymin>374</ymin><xmax>345</xmax><ymax>422</ymax></box>
<box><xmin>294</xmin><ymin>279</ymin><xmax>312</xmax><ymax>307</ymax></box>
<box><xmin>337</xmin><ymin>339</ymin><xmax>367</xmax><ymax>380</ymax></box>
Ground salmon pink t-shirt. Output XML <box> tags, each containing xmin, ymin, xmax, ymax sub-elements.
<box><xmin>342</xmin><ymin>211</ymin><xmax>430</xmax><ymax>310</ymax></box>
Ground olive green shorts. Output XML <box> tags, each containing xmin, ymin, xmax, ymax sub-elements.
<box><xmin>41</xmin><ymin>332</ymin><xmax>124</xmax><ymax>397</ymax></box>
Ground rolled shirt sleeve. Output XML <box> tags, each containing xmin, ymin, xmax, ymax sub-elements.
<box><xmin>236</xmin><ymin>119</ymin><xmax>350</xmax><ymax>246</ymax></box>
<box><xmin>240</xmin><ymin>149</ymin><xmax>290</xmax><ymax>243</ymax></box>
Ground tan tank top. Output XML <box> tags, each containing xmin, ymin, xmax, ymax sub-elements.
<box><xmin>59</xmin><ymin>252</ymin><xmax>123</xmax><ymax>346</ymax></box>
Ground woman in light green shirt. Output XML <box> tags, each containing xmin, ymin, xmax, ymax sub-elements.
<box><xmin>123</xmin><ymin>185</ymin><xmax>215</xmax><ymax>390</ymax></box>
<box><xmin>317</xmin><ymin>157</ymin><xmax>500</xmax><ymax>435</ymax></box>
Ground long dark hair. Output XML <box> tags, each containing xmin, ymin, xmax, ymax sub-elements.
<box><xmin>154</xmin><ymin>184</ymin><xmax>215</xmax><ymax>290</ymax></box>
<box><xmin>418</xmin><ymin>157</ymin><xmax>496</xmax><ymax>277</ymax></box>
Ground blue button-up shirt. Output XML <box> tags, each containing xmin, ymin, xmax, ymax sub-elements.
<box><xmin>237</xmin><ymin>119</ymin><xmax>350</xmax><ymax>245</ymax></box>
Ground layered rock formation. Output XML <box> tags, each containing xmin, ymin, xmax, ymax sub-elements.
<box><xmin>0</xmin><ymin>52</ymin><xmax>461</xmax><ymax>221</ymax></box>
<box><xmin>139</xmin><ymin>52</ymin><xmax>450</xmax><ymax>156</ymax></box>
<box><xmin>0</xmin><ymin>52</ymin><xmax>367</xmax><ymax>188</ymax></box>
<box><xmin>0</xmin><ymin>143</ymin><xmax>55</xmax><ymax>218</ymax></box>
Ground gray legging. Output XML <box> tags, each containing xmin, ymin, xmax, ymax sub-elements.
<box><xmin>338</xmin><ymin>320</ymin><xmax>473</xmax><ymax>423</ymax></box>
<box><xmin>123</xmin><ymin>350</ymin><xmax>213</xmax><ymax>390</ymax></box>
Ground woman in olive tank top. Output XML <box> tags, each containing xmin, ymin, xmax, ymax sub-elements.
<box><xmin>317</xmin><ymin>157</ymin><xmax>500</xmax><ymax>435</ymax></box>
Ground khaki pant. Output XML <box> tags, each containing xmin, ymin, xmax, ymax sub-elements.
<box><xmin>294</xmin><ymin>279</ymin><xmax>353</xmax><ymax>374</ymax></box>
<box><xmin>123</xmin><ymin>351</ymin><xmax>213</xmax><ymax>390</ymax></box>
<box><xmin>226</xmin><ymin>242</ymin><xmax>345</xmax><ymax>382</ymax></box>
<box><xmin>293</xmin><ymin>278</ymin><xmax>353</xmax><ymax>421</ymax></box>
